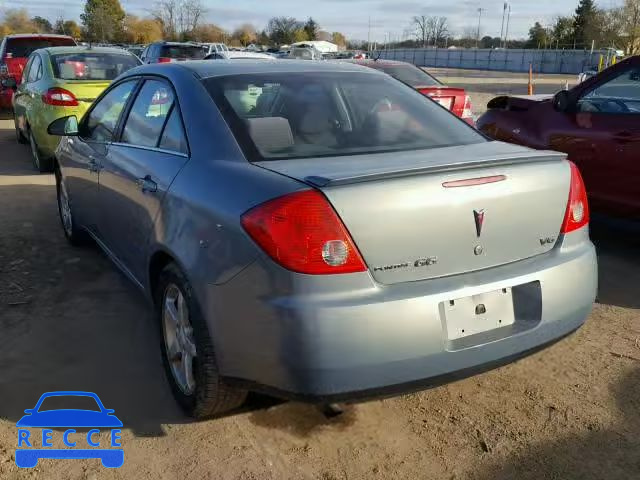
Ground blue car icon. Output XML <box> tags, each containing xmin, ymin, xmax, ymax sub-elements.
<box><xmin>16</xmin><ymin>391</ymin><xmax>123</xmax><ymax>468</ymax></box>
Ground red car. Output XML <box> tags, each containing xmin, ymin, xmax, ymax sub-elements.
<box><xmin>0</xmin><ymin>34</ymin><xmax>76</xmax><ymax>109</ymax></box>
<box><xmin>348</xmin><ymin>59</ymin><xmax>474</xmax><ymax>124</ymax></box>
<box><xmin>477</xmin><ymin>56</ymin><xmax>640</xmax><ymax>219</ymax></box>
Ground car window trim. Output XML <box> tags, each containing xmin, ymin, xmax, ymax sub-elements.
<box><xmin>79</xmin><ymin>78</ymin><xmax>142</xmax><ymax>144</ymax></box>
<box><xmin>115</xmin><ymin>75</ymin><xmax>191</xmax><ymax>156</ymax></box>
<box><xmin>110</xmin><ymin>142</ymin><xmax>189</xmax><ymax>158</ymax></box>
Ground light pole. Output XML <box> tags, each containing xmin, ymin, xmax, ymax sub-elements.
<box><xmin>504</xmin><ymin>4</ymin><xmax>511</xmax><ymax>48</ymax></box>
<box><xmin>500</xmin><ymin>2</ymin><xmax>508</xmax><ymax>48</ymax></box>
<box><xmin>476</xmin><ymin>7</ymin><xmax>484</xmax><ymax>48</ymax></box>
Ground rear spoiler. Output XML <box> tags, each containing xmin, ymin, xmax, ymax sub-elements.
<box><xmin>256</xmin><ymin>145</ymin><xmax>567</xmax><ymax>188</ymax></box>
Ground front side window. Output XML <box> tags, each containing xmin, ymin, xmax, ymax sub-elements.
<box><xmin>578</xmin><ymin>66</ymin><xmax>640</xmax><ymax>114</ymax></box>
<box><xmin>21</xmin><ymin>56</ymin><xmax>35</xmax><ymax>84</ymax></box>
<box><xmin>121</xmin><ymin>80</ymin><xmax>175</xmax><ymax>148</ymax></box>
<box><xmin>51</xmin><ymin>53</ymin><xmax>140</xmax><ymax>81</ymax></box>
<box><xmin>84</xmin><ymin>80</ymin><xmax>137</xmax><ymax>143</ymax></box>
<box><xmin>27</xmin><ymin>55</ymin><xmax>41</xmax><ymax>83</ymax></box>
<box><xmin>204</xmin><ymin>71</ymin><xmax>483</xmax><ymax>161</ymax></box>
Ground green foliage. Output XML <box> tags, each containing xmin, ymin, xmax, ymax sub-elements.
<box><xmin>80</xmin><ymin>0</ymin><xmax>126</xmax><ymax>43</ymax></box>
<box><xmin>31</xmin><ymin>16</ymin><xmax>52</xmax><ymax>33</ymax></box>
<box><xmin>303</xmin><ymin>18</ymin><xmax>319</xmax><ymax>41</ymax></box>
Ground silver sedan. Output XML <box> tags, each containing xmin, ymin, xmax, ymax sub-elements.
<box><xmin>47</xmin><ymin>60</ymin><xmax>597</xmax><ymax>417</ymax></box>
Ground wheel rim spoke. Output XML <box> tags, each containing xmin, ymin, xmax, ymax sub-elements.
<box><xmin>162</xmin><ymin>284</ymin><xmax>196</xmax><ymax>395</ymax></box>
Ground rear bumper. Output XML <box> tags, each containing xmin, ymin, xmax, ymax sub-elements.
<box><xmin>205</xmin><ymin>230</ymin><xmax>597</xmax><ymax>400</ymax></box>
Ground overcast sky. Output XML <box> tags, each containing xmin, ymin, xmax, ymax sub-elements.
<box><xmin>1</xmin><ymin>0</ymin><xmax>622</xmax><ymax>42</ymax></box>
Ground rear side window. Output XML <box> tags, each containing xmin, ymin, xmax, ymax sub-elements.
<box><xmin>377</xmin><ymin>65</ymin><xmax>440</xmax><ymax>87</ymax></box>
<box><xmin>51</xmin><ymin>53</ymin><xmax>140</xmax><ymax>80</ymax></box>
<box><xmin>160</xmin><ymin>45</ymin><xmax>206</xmax><ymax>59</ymax></box>
<box><xmin>27</xmin><ymin>55</ymin><xmax>42</xmax><ymax>83</ymax></box>
<box><xmin>121</xmin><ymin>80</ymin><xmax>175</xmax><ymax>148</ymax></box>
<box><xmin>6</xmin><ymin>37</ymin><xmax>75</xmax><ymax>58</ymax></box>
<box><xmin>159</xmin><ymin>108</ymin><xmax>188</xmax><ymax>154</ymax></box>
<box><xmin>204</xmin><ymin>71</ymin><xmax>483</xmax><ymax>161</ymax></box>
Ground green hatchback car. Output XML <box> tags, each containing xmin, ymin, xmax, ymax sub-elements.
<box><xmin>12</xmin><ymin>46</ymin><xmax>140</xmax><ymax>172</ymax></box>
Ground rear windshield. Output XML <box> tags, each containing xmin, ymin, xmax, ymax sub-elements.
<box><xmin>204</xmin><ymin>71</ymin><xmax>483</xmax><ymax>161</ymax></box>
<box><xmin>51</xmin><ymin>53</ymin><xmax>140</xmax><ymax>80</ymax></box>
<box><xmin>6</xmin><ymin>37</ymin><xmax>75</xmax><ymax>58</ymax></box>
<box><xmin>376</xmin><ymin>65</ymin><xmax>441</xmax><ymax>87</ymax></box>
<box><xmin>160</xmin><ymin>45</ymin><xmax>206</xmax><ymax>59</ymax></box>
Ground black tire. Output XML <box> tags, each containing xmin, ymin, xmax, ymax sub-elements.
<box><xmin>156</xmin><ymin>263</ymin><xmax>247</xmax><ymax>418</ymax></box>
<box><xmin>14</xmin><ymin>113</ymin><xmax>27</xmax><ymax>144</ymax></box>
<box><xmin>55</xmin><ymin>167</ymin><xmax>88</xmax><ymax>246</ymax></box>
<box><xmin>29</xmin><ymin>129</ymin><xmax>53</xmax><ymax>173</ymax></box>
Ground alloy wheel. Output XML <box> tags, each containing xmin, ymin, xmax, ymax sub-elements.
<box><xmin>162</xmin><ymin>284</ymin><xmax>197</xmax><ymax>395</ymax></box>
<box><xmin>29</xmin><ymin>131</ymin><xmax>41</xmax><ymax>170</ymax></box>
<box><xmin>57</xmin><ymin>175</ymin><xmax>73</xmax><ymax>237</ymax></box>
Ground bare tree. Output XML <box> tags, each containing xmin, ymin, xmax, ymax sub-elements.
<box><xmin>426</xmin><ymin>16</ymin><xmax>449</xmax><ymax>46</ymax></box>
<box><xmin>413</xmin><ymin>15</ymin><xmax>428</xmax><ymax>47</ymax></box>
<box><xmin>623</xmin><ymin>0</ymin><xmax>640</xmax><ymax>54</ymax></box>
<box><xmin>152</xmin><ymin>0</ymin><xmax>205</xmax><ymax>40</ymax></box>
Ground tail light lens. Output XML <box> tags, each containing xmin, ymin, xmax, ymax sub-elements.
<box><xmin>157</xmin><ymin>57</ymin><xmax>172</xmax><ymax>63</ymax></box>
<box><xmin>462</xmin><ymin>95</ymin><xmax>475</xmax><ymax>125</ymax></box>
<box><xmin>241</xmin><ymin>190</ymin><xmax>367</xmax><ymax>275</ymax></box>
<box><xmin>561</xmin><ymin>161</ymin><xmax>590</xmax><ymax>233</ymax></box>
<box><xmin>42</xmin><ymin>88</ymin><xmax>78</xmax><ymax>107</ymax></box>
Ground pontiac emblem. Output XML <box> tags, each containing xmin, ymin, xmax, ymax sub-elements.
<box><xmin>473</xmin><ymin>209</ymin><xmax>485</xmax><ymax>237</ymax></box>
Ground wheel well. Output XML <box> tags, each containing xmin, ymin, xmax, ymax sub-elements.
<box><xmin>149</xmin><ymin>251</ymin><xmax>175</xmax><ymax>297</ymax></box>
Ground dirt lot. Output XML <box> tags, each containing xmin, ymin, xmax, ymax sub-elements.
<box><xmin>0</xmin><ymin>111</ymin><xmax>639</xmax><ymax>480</ymax></box>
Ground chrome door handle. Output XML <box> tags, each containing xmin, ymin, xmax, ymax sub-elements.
<box><xmin>137</xmin><ymin>175</ymin><xmax>157</xmax><ymax>193</ymax></box>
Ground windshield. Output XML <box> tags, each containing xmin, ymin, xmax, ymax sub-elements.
<box><xmin>160</xmin><ymin>45</ymin><xmax>206</xmax><ymax>59</ymax></box>
<box><xmin>6</xmin><ymin>37</ymin><xmax>75</xmax><ymax>58</ymax></box>
<box><xmin>376</xmin><ymin>65</ymin><xmax>441</xmax><ymax>87</ymax></box>
<box><xmin>204</xmin><ymin>71</ymin><xmax>483</xmax><ymax>161</ymax></box>
<box><xmin>51</xmin><ymin>52</ymin><xmax>140</xmax><ymax>80</ymax></box>
<box><xmin>37</xmin><ymin>395</ymin><xmax>101</xmax><ymax>412</ymax></box>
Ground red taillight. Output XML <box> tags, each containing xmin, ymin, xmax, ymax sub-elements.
<box><xmin>42</xmin><ymin>88</ymin><xmax>78</xmax><ymax>106</ymax></box>
<box><xmin>462</xmin><ymin>95</ymin><xmax>474</xmax><ymax>125</ymax></box>
<box><xmin>561</xmin><ymin>161</ymin><xmax>590</xmax><ymax>233</ymax></box>
<box><xmin>241</xmin><ymin>190</ymin><xmax>367</xmax><ymax>275</ymax></box>
<box><xmin>157</xmin><ymin>57</ymin><xmax>172</xmax><ymax>63</ymax></box>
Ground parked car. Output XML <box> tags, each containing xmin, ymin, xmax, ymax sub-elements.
<box><xmin>288</xmin><ymin>46</ymin><xmax>323</xmax><ymax>60</ymax></box>
<box><xmin>204</xmin><ymin>51</ymin><xmax>275</xmax><ymax>61</ymax></box>
<box><xmin>345</xmin><ymin>59</ymin><xmax>475</xmax><ymax>124</ymax></box>
<box><xmin>47</xmin><ymin>60</ymin><xmax>596</xmax><ymax>417</ymax></box>
<box><xmin>140</xmin><ymin>42</ymin><xmax>207</xmax><ymax>64</ymax></box>
<box><xmin>10</xmin><ymin>46</ymin><xmax>140</xmax><ymax>172</ymax></box>
<box><xmin>0</xmin><ymin>34</ymin><xmax>76</xmax><ymax>109</ymax></box>
<box><xmin>127</xmin><ymin>45</ymin><xmax>145</xmax><ymax>58</ymax></box>
<box><xmin>201</xmin><ymin>43</ymin><xmax>229</xmax><ymax>56</ymax></box>
<box><xmin>477</xmin><ymin>55</ymin><xmax>640</xmax><ymax>220</ymax></box>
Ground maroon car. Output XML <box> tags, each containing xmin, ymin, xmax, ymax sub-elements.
<box><xmin>477</xmin><ymin>56</ymin><xmax>640</xmax><ymax>219</ymax></box>
<box><xmin>0</xmin><ymin>34</ymin><xmax>76</xmax><ymax>109</ymax></box>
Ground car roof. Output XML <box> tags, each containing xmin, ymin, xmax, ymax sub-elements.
<box><xmin>5</xmin><ymin>33</ymin><xmax>74</xmax><ymax>40</ymax></box>
<box><xmin>41</xmin><ymin>46</ymin><xmax>132</xmax><ymax>56</ymax></box>
<box><xmin>160</xmin><ymin>59</ymin><xmax>380</xmax><ymax>79</ymax></box>
<box><xmin>151</xmin><ymin>41</ymin><xmax>204</xmax><ymax>46</ymax></box>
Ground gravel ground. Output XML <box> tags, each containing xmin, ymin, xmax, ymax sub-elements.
<box><xmin>0</xmin><ymin>108</ymin><xmax>639</xmax><ymax>480</ymax></box>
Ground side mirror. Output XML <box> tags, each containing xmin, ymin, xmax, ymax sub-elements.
<box><xmin>1</xmin><ymin>77</ymin><xmax>17</xmax><ymax>90</ymax></box>
<box><xmin>48</xmin><ymin>115</ymin><xmax>79</xmax><ymax>136</ymax></box>
<box><xmin>553</xmin><ymin>90</ymin><xmax>572</xmax><ymax>112</ymax></box>
<box><xmin>23</xmin><ymin>409</ymin><xmax>33</xmax><ymax>414</ymax></box>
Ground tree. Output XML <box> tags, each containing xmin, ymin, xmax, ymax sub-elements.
<box><xmin>426</xmin><ymin>16</ymin><xmax>448</xmax><ymax>46</ymax></box>
<box><xmin>573</xmin><ymin>0</ymin><xmax>598</xmax><ymax>47</ymax></box>
<box><xmin>81</xmin><ymin>0</ymin><xmax>126</xmax><ymax>43</ymax></box>
<box><xmin>412</xmin><ymin>15</ymin><xmax>428</xmax><ymax>47</ymax></box>
<box><xmin>191</xmin><ymin>23</ymin><xmax>225</xmax><ymax>42</ymax></box>
<box><xmin>32</xmin><ymin>16</ymin><xmax>53</xmax><ymax>33</ymax></box>
<box><xmin>332</xmin><ymin>32</ymin><xmax>346</xmax><ymax>48</ymax></box>
<box><xmin>232</xmin><ymin>24</ymin><xmax>257</xmax><ymax>46</ymax></box>
<box><xmin>267</xmin><ymin>17</ymin><xmax>302</xmax><ymax>45</ymax></box>
<box><xmin>552</xmin><ymin>16</ymin><xmax>574</xmax><ymax>47</ymax></box>
<box><xmin>152</xmin><ymin>0</ymin><xmax>205</xmax><ymax>41</ymax></box>
<box><xmin>292</xmin><ymin>28</ymin><xmax>309</xmax><ymax>43</ymax></box>
<box><xmin>54</xmin><ymin>19</ymin><xmax>82</xmax><ymax>38</ymax></box>
<box><xmin>528</xmin><ymin>21</ymin><xmax>551</xmax><ymax>48</ymax></box>
<box><xmin>303</xmin><ymin>17</ymin><xmax>319</xmax><ymax>41</ymax></box>
<box><xmin>622</xmin><ymin>0</ymin><xmax>640</xmax><ymax>54</ymax></box>
<box><xmin>3</xmin><ymin>9</ymin><xmax>35</xmax><ymax>33</ymax></box>
<box><xmin>123</xmin><ymin>15</ymin><xmax>163</xmax><ymax>44</ymax></box>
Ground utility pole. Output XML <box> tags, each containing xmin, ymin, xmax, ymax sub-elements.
<box><xmin>500</xmin><ymin>2</ymin><xmax>508</xmax><ymax>48</ymax></box>
<box><xmin>504</xmin><ymin>4</ymin><xmax>511</xmax><ymax>49</ymax></box>
<box><xmin>367</xmin><ymin>16</ymin><xmax>371</xmax><ymax>52</ymax></box>
<box><xmin>476</xmin><ymin>7</ymin><xmax>484</xmax><ymax>48</ymax></box>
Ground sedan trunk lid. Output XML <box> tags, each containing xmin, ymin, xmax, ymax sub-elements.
<box><xmin>257</xmin><ymin>141</ymin><xmax>571</xmax><ymax>284</ymax></box>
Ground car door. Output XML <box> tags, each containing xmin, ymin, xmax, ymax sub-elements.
<box><xmin>13</xmin><ymin>54</ymin><xmax>38</xmax><ymax>133</ymax></box>
<box><xmin>62</xmin><ymin>79</ymin><xmax>139</xmax><ymax>232</ymax></box>
<box><xmin>548</xmin><ymin>60</ymin><xmax>640</xmax><ymax>217</ymax></box>
<box><xmin>97</xmin><ymin>77</ymin><xmax>190</xmax><ymax>283</ymax></box>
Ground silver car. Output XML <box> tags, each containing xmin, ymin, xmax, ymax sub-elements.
<box><xmin>47</xmin><ymin>61</ymin><xmax>597</xmax><ymax>417</ymax></box>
